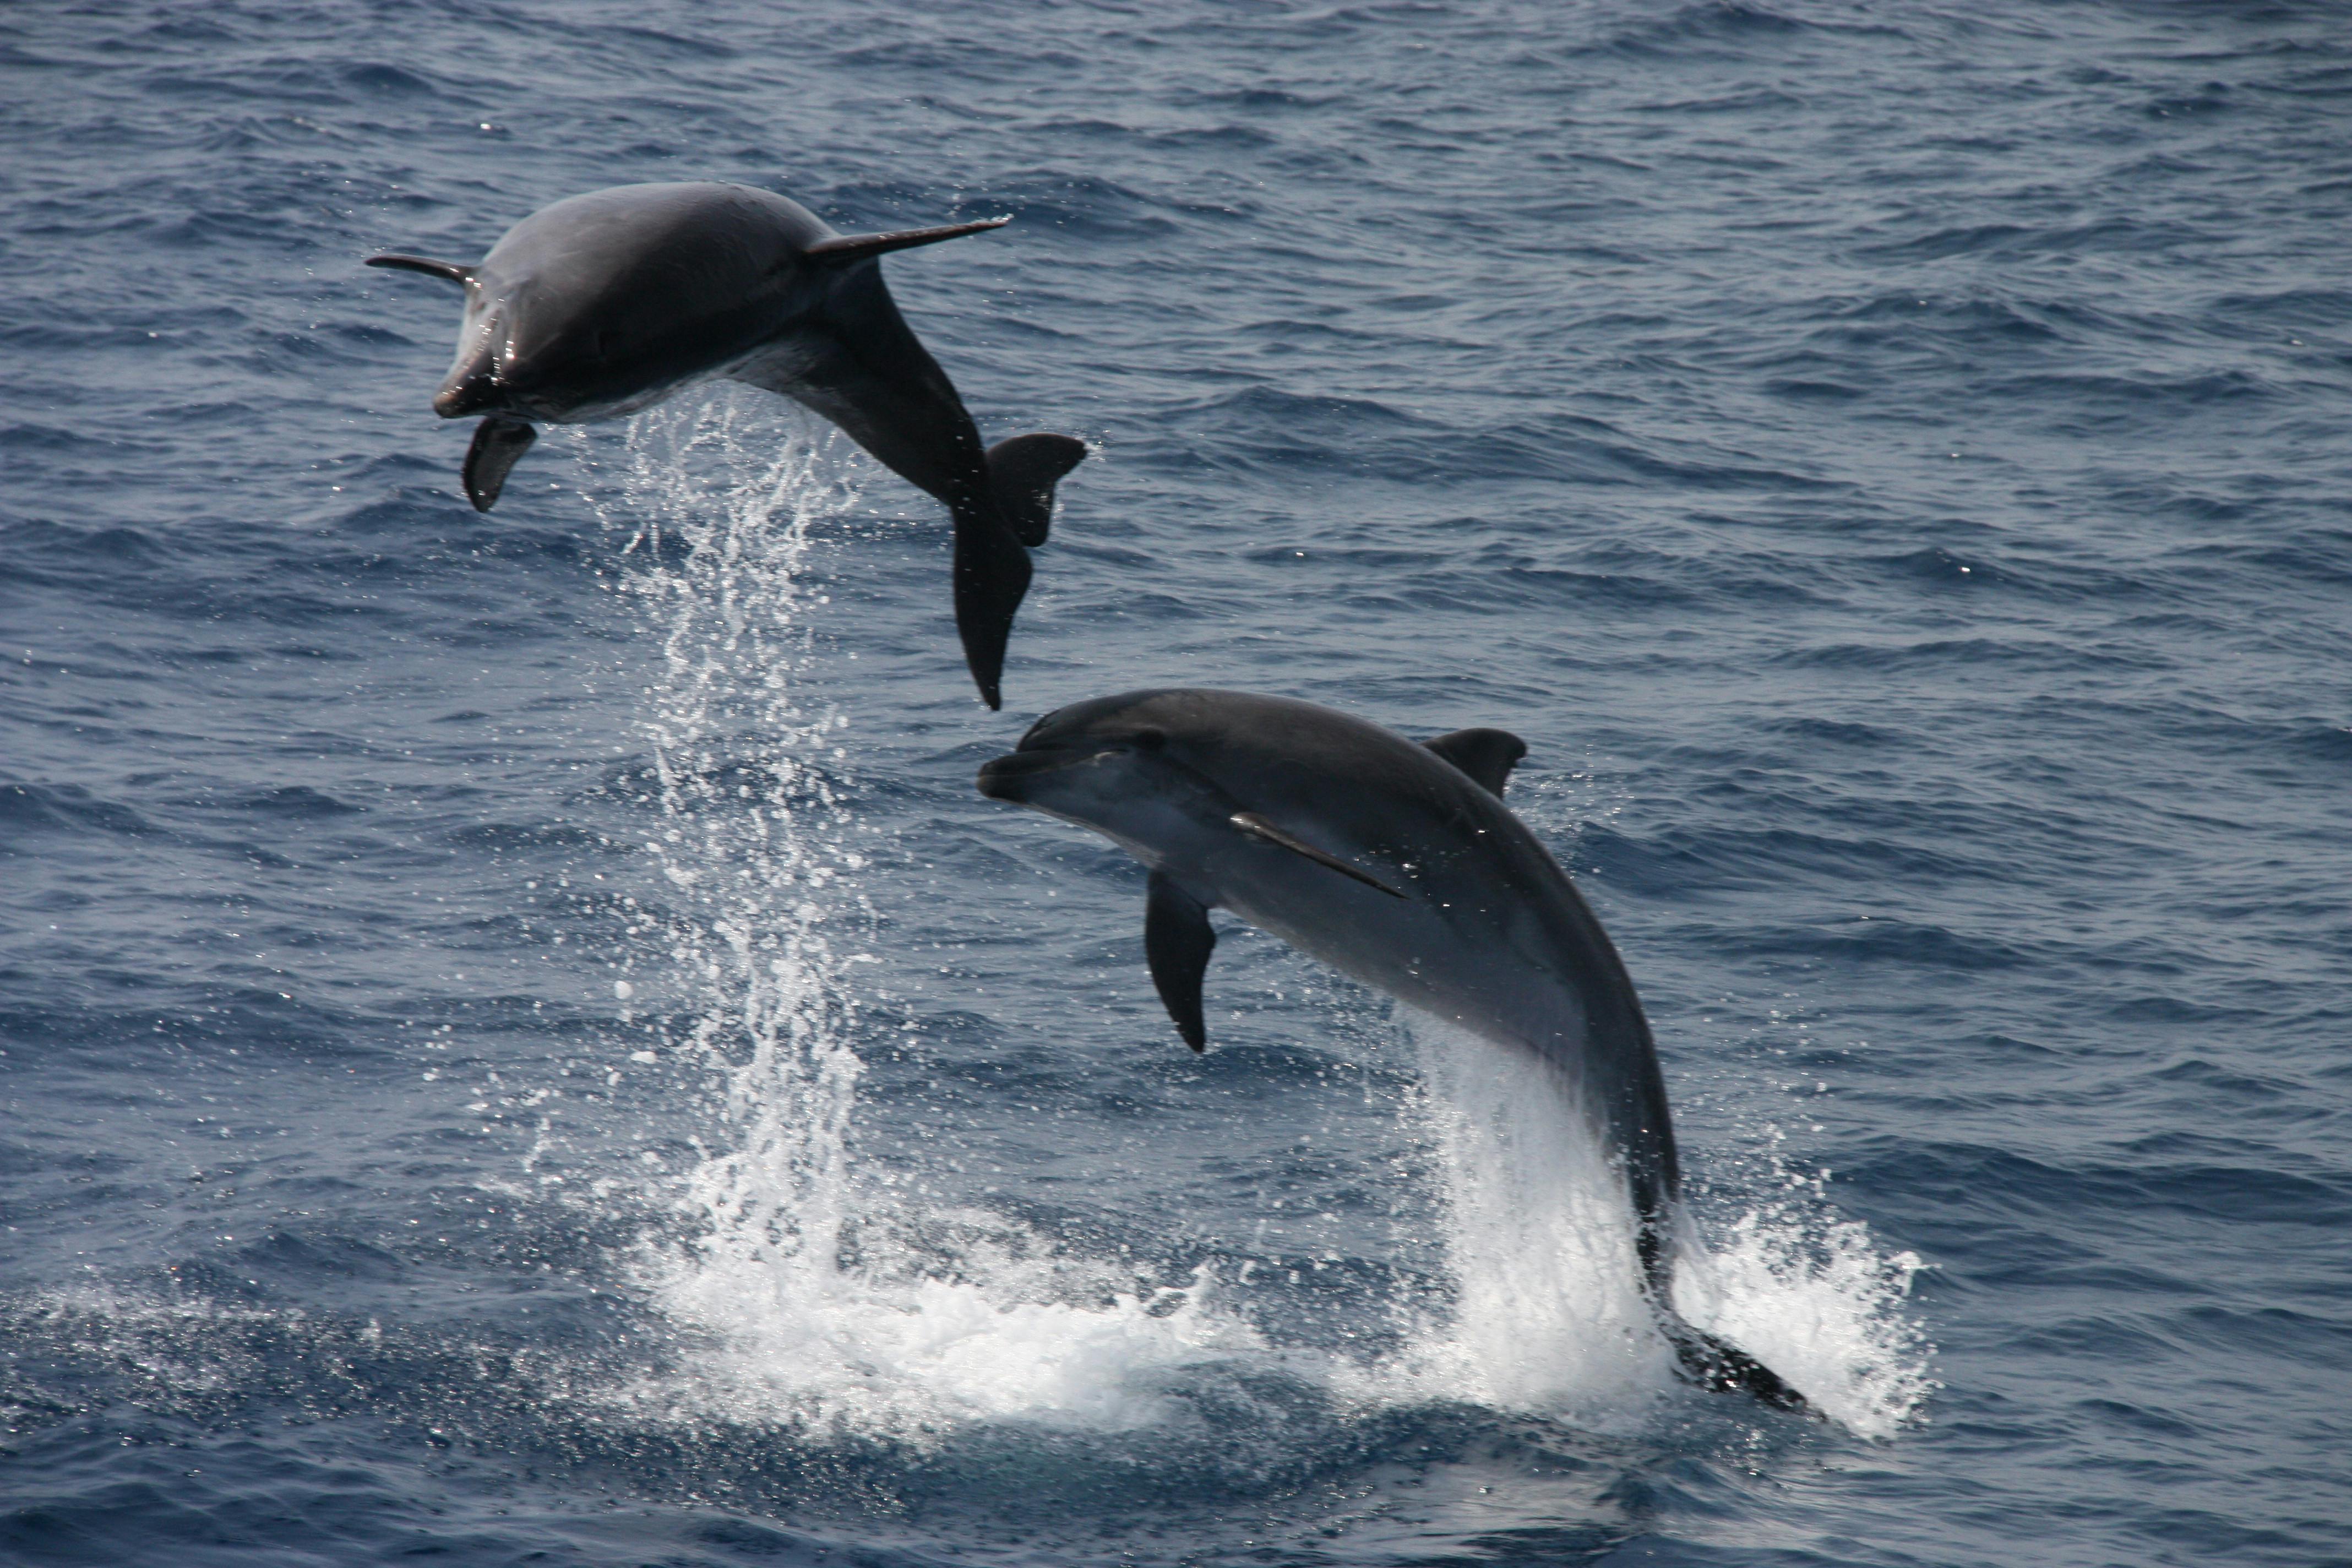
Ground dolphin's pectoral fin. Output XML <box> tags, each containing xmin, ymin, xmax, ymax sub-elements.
<box><xmin>987</xmin><ymin>434</ymin><xmax>1088</xmax><ymax>548</ymax></box>
<box><xmin>802</xmin><ymin>217</ymin><xmax>1009</xmax><ymax>266</ymax></box>
<box><xmin>366</xmin><ymin>254</ymin><xmax>476</xmax><ymax>286</ymax></box>
<box><xmin>1659</xmin><ymin>1313</ymin><xmax>1815</xmax><ymax>1415</ymax></box>
<box><xmin>461</xmin><ymin>416</ymin><xmax>537</xmax><ymax>513</ymax></box>
<box><xmin>1423</xmin><ymin>728</ymin><xmax>1529</xmax><ymax>797</ymax></box>
<box><xmin>952</xmin><ymin>503</ymin><xmax>1032</xmax><ymax>710</ymax></box>
<box><xmin>1229</xmin><ymin>813</ymin><xmax>1406</xmax><ymax>898</ymax></box>
<box><xmin>1145</xmin><ymin>872</ymin><xmax>1217</xmax><ymax>1052</ymax></box>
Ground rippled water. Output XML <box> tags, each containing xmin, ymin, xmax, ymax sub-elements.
<box><xmin>4</xmin><ymin>2</ymin><xmax>2349</xmax><ymax>1564</ymax></box>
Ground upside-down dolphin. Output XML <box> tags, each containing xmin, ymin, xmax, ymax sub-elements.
<box><xmin>367</xmin><ymin>181</ymin><xmax>1086</xmax><ymax>708</ymax></box>
<box><xmin>976</xmin><ymin>688</ymin><xmax>1809</xmax><ymax>1412</ymax></box>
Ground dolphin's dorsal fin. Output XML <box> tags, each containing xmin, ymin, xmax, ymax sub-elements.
<box><xmin>366</xmin><ymin>254</ymin><xmax>476</xmax><ymax>286</ymax></box>
<box><xmin>1145</xmin><ymin>872</ymin><xmax>1217</xmax><ymax>1052</ymax></box>
<box><xmin>1229</xmin><ymin>813</ymin><xmax>1405</xmax><ymax>898</ymax></box>
<box><xmin>1423</xmin><ymin>728</ymin><xmax>1528</xmax><ymax>797</ymax></box>
<box><xmin>802</xmin><ymin>216</ymin><xmax>1009</xmax><ymax>265</ymax></box>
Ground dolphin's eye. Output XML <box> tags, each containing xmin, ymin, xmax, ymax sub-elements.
<box><xmin>1130</xmin><ymin>728</ymin><xmax>1167</xmax><ymax>753</ymax></box>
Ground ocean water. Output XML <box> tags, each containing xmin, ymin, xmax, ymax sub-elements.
<box><xmin>3</xmin><ymin>1</ymin><xmax>2348</xmax><ymax>1563</ymax></box>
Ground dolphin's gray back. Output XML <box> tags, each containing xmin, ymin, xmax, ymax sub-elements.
<box><xmin>1144</xmin><ymin>692</ymin><xmax>1683</xmax><ymax>1241</ymax></box>
<box><xmin>477</xmin><ymin>183</ymin><xmax>828</xmax><ymax>302</ymax></box>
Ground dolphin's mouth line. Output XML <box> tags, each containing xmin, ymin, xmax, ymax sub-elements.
<box><xmin>976</xmin><ymin>746</ymin><xmax>1120</xmax><ymax>798</ymax></box>
<box><xmin>986</xmin><ymin>747</ymin><xmax>1115</xmax><ymax>774</ymax></box>
<box><xmin>434</xmin><ymin>365</ymin><xmax>509</xmax><ymax>419</ymax></box>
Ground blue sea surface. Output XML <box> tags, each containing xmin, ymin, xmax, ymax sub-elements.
<box><xmin>3</xmin><ymin>2</ymin><xmax>2349</xmax><ymax>1564</ymax></box>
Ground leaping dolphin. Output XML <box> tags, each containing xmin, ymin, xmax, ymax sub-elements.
<box><xmin>976</xmin><ymin>688</ymin><xmax>1810</xmax><ymax>1413</ymax></box>
<box><xmin>367</xmin><ymin>181</ymin><xmax>1087</xmax><ymax>708</ymax></box>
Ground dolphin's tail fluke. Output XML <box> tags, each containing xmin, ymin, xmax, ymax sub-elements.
<box><xmin>986</xmin><ymin>433</ymin><xmax>1088</xmax><ymax>548</ymax></box>
<box><xmin>946</xmin><ymin>434</ymin><xmax>1085</xmax><ymax>706</ymax></box>
<box><xmin>950</xmin><ymin>500</ymin><xmax>1033</xmax><ymax>711</ymax></box>
<box><xmin>1660</xmin><ymin>1311</ymin><xmax>1812</xmax><ymax>1414</ymax></box>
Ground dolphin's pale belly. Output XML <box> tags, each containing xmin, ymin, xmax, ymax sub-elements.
<box><xmin>451</xmin><ymin>317</ymin><xmax>806</xmax><ymax>426</ymax></box>
<box><xmin>510</xmin><ymin>374</ymin><xmax>718</xmax><ymax>426</ymax></box>
<box><xmin>1207</xmin><ymin>838</ymin><xmax>1687</xmax><ymax>1228</ymax></box>
<box><xmin>1217</xmin><ymin>863</ymin><xmax>1601</xmax><ymax>1104</ymax></box>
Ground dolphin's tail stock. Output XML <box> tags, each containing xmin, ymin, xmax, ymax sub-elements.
<box><xmin>1659</xmin><ymin>1309</ymin><xmax>1812</xmax><ymax>1413</ymax></box>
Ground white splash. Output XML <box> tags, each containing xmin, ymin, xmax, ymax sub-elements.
<box><xmin>1672</xmin><ymin>1190</ymin><xmax>1936</xmax><ymax>1439</ymax></box>
<box><xmin>640</xmin><ymin>1206</ymin><xmax>1261</xmax><ymax>1439</ymax></box>
<box><xmin>1400</xmin><ymin>1012</ymin><xmax>1932</xmax><ymax>1437</ymax></box>
<box><xmin>1397</xmin><ymin>1015</ymin><xmax>1669</xmax><ymax>1417</ymax></box>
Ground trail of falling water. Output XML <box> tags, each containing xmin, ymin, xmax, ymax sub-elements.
<box><xmin>581</xmin><ymin>394</ymin><xmax>1255</xmax><ymax>1442</ymax></box>
<box><xmin>585</xmin><ymin>394</ymin><xmax>874</xmax><ymax>1315</ymax></box>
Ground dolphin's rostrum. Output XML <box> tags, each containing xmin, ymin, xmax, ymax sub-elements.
<box><xmin>978</xmin><ymin>688</ymin><xmax>1810</xmax><ymax>1413</ymax></box>
<box><xmin>368</xmin><ymin>181</ymin><xmax>1087</xmax><ymax>708</ymax></box>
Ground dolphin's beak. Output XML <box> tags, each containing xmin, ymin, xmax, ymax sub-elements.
<box><xmin>433</xmin><ymin>365</ymin><xmax>500</xmax><ymax>418</ymax></box>
<box><xmin>433</xmin><ymin>324</ymin><xmax>509</xmax><ymax>418</ymax></box>
<box><xmin>977</xmin><ymin>747</ymin><xmax>1096</xmax><ymax>802</ymax></box>
<box><xmin>976</xmin><ymin>752</ymin><xmax>1041</xmax><ymax>802</ymax></box>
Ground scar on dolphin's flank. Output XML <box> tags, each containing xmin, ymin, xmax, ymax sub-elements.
<box><xmin>367</xmin><ymin>181</ymin><xmax>1087</xmax><ymax>708</ymax></box>
<box><xmin>978</xmin><ymin>688</ymin><xmax>1813</xmax><ymax>1414</ymax></box>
